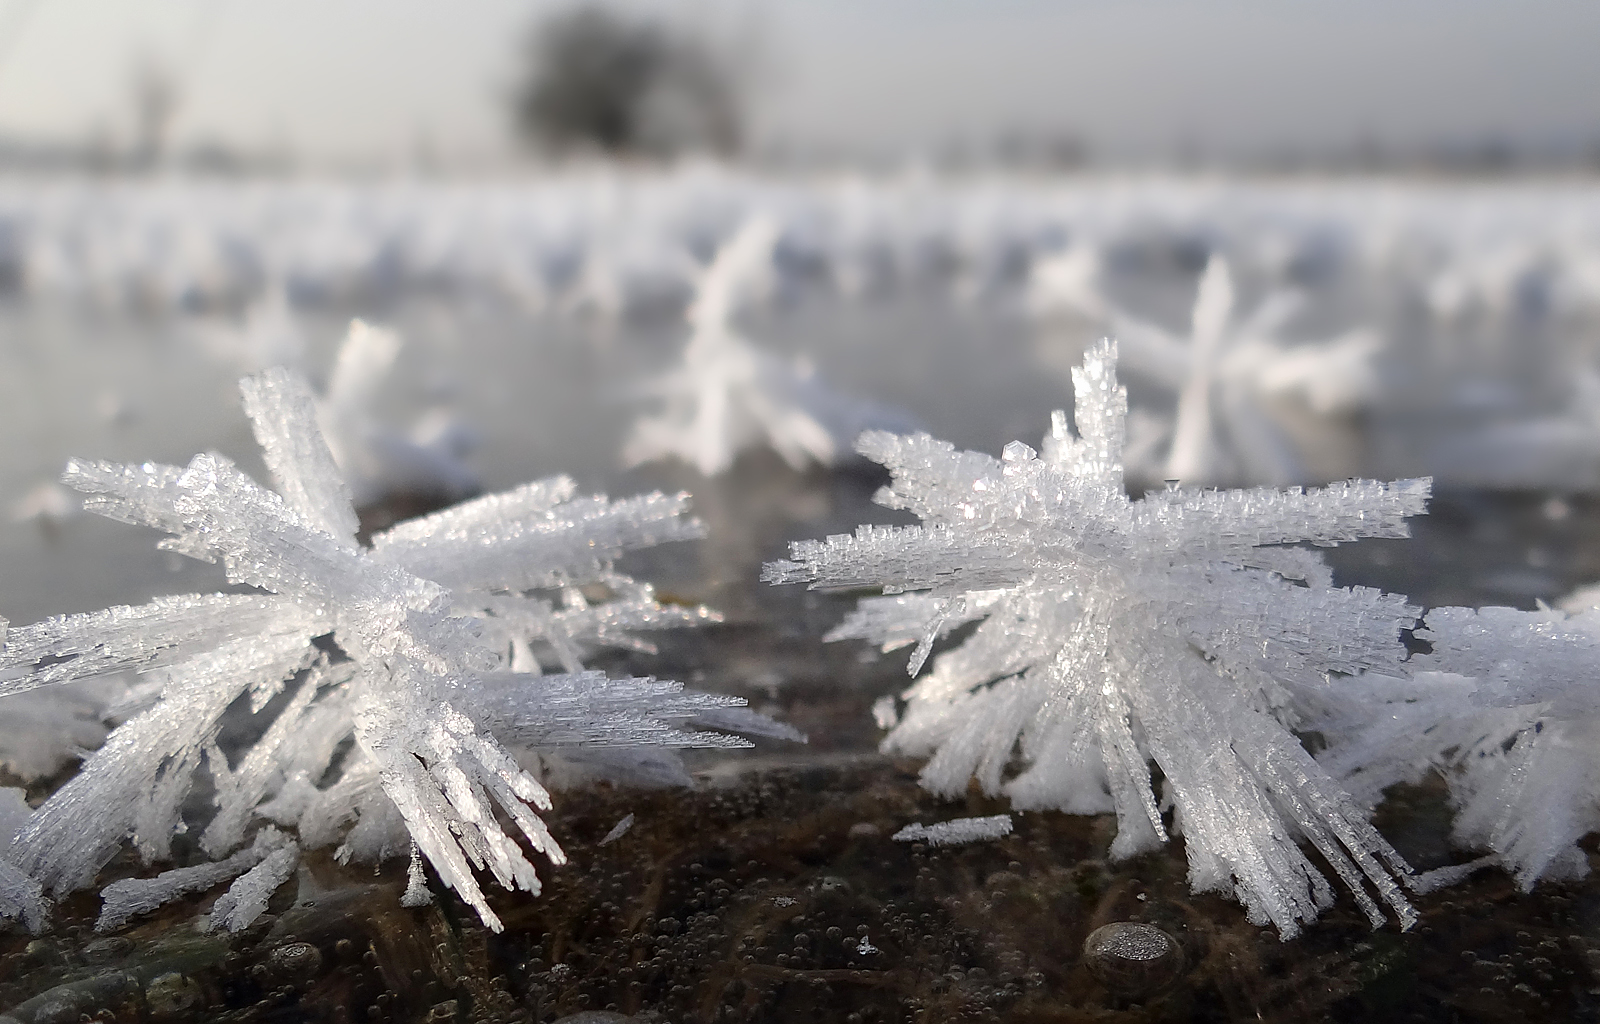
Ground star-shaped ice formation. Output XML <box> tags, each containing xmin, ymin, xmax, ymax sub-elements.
<box><xmin>0</xmin><ymin>368</ymin><xmax>794</xmax><ymax>932</ymax></box>
<box><xmin>766</xmin><ymin>339</ymin><xmax>1441</xmax><ymax>938</ymax></box>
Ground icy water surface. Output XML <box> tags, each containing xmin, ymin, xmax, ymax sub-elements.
<box><xmin>6</xmin><ymin>299</ymin><xmax>1600</xmax><ymax>1022</ymax></box>
<box><xmin>0</xmin><ymin>290</ymin><xmax>1057</xmax><ymax>625</ymax></box>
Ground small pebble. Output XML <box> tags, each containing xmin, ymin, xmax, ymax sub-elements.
<box><xmin>1082</xmin><ymin>922</ymin><xmax>1185</xmax><ymax>995</ymax></box>
<box><xmin>146</xmin><ymin>971</ymin><xmax>206</xmax><ymax>1018</ymax></box>
<box><xmin>269</xmin><ymin>941</ymin><xmax>323</xmax><ymax>981</ymax></box>
<box><xmin>82</xmin><ymin>936</ymin><xmax>132</xmax><ymax>965</ymax></box>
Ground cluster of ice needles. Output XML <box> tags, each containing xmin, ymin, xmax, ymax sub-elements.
<box><xmin>0</xmin><ymin>365</ymin><xmax>798</xmax><ymax>934</ymax></box>
<box><xmin>767</xmin><ymin>338</ymin><xmax>1600</xmax><ymax>939</ymax></box>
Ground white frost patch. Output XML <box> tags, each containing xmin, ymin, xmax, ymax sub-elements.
<box><xmin>892</xmin><ymin>815</ymin><xmax>1014</xmax><ymax>848</ymax></box>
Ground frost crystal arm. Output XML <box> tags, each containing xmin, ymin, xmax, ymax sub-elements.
<box><xmin>240</xmin><ymin>367</ymin><xmax>361</xmax><ymax>546</ymax></box>
<box><xmin>10</xmin><ymin>634</ymin><xmax>317</xmax><ymax>895</ymax></box>
<box><xmin>763</xmin><ymin>524</ymin><xmax>1032</xmax><ymax>595</ymax></box>
<box><xmin>0</xmin><ymin>594</ymin><xmax>319</xmax><ymax>696</ymax></box>
<box><xmin>1412</xmin><ymin>605</ymin><xmax>1600</xmax><ymax>712</ymax></box>
<box><xmin>1131</xmin><ymin>477</ymin><xmax>1432</xmax><ymax>556</ymax></box>
<box><xmin>462</xmin><ymin>670</ymin><xmax>803</xmax><ymax>749</ymax></box>
<box><xmin>372</xmin><ymin>485</ymin><xmax>705</xmax><ymax>592</ymax></box>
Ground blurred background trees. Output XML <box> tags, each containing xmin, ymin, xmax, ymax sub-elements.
<box><xmin>511</xmin><ymin>5</ymin><xmax>743</xmax><ymax>160</ymax></box>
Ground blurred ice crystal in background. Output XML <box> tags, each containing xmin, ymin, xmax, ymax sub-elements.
<box><xmin>6</xmin><ymin>0</ymin><xmax>1600</xmax><ymax>1017</ymax></box>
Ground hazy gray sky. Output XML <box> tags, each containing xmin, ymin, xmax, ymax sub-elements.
<box><xmin>0</xmin><ymin>0</ymin><xmax>1596</xmax><ymax>164</ymax></box>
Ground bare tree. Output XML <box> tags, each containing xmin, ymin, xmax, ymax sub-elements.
<box><xmin>129</xmin><ymin>57</ymin><xmax>181</xmax><ymax>170</ymax></box>
<box><xmin>512</xmin><ymin>6</ymin><xmax>742</xmax><ymax>158</ymax></box>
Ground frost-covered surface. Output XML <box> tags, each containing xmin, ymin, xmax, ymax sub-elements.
<box><xmin>625</xmin><ymin>216</ymin><xmax>910</xmax><ymax>475</ymax></box>
<box><xmin>767</xmin><ymin>339</ymin><xmax>1600</xmax><ymax>938</ymax></box>
<box><xmin>0</xmin><ymin>365</ymin><xmax>795</xmax><ymax>933</ymax></box>
<box><xmin>9</xmin><ymin>173</ymin><xmax>1600</xmax><ymax>487</ymax></box>
<box><xmin>891</xmin><ymin>815</ymin><xmax>1013</xmax><ymax>847</ymax></box>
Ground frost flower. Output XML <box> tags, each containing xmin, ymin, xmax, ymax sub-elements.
<box><xmin>766</xmin><ymin>339</ymin><xmax>1443</xmax><ymax>938</ymax></box>
<box><xmin>0</xmin><ymin>367</ymin><xmax>792</xmax><ymax>932</ymax></box>
<box><xmin>625</xmin><ymin>216</ymin><xmax>909</xmax><ymax>476</ymax></box>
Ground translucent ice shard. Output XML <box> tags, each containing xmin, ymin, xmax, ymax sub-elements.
<box><xmin>96</xmin><ymin>827</ymin><xmax>291</xmax><ymax>932</ymax></box>
<box><xmin>892</xmin><ymin>815</ymin><xmax>1013</xmax><ymax>847</ymax></box>
<box><xmin>599</xmin><ymin>813</ymin><xmax>635</xmax><ymax>846</ymax></box>
<box><xmin>206</xmin><ymin>838</ymin><xmax>300</xmax><ymax>933</ymax></box>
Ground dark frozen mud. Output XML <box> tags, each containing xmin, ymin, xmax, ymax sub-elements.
<box><xmin>6</xmin><ymin>766</ymin><xmax>1600</xmax><ymax>1024</ymax></box>
<box><xmin>7</xmin><ymin>459</ymin><xmax>1600</xmax><ymax>1023</ymax></box>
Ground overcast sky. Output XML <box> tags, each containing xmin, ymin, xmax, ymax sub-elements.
<box><xmin>0</xmin><ymin>0</ymin><xmax>1596</xmax><ymax>166</ymax></box>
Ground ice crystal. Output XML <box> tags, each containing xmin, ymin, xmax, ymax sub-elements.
<box><xmin>625</xmin><ymin>217</ymin><xmax>908</xmax><ymax>475</ymax></box>
<box><xmin>1034</xmin><ymin>253</ymin><xmax>1383</xmax><ymax>487</ymax></box>
<box><xmin>201</xmin><ymin>310</ymin><xmax>478</xmax><ymax>506</ymax></box>
<box><xmin>206</xmin><ymin>837</ymin><xmax>301</xmax><ymax>933</ymax></box>
<box><xmin>95</xmin><ymin>827</ymin><xmax>293</xmax><ymax>933</ymax></box>
<box><xmin>0</xmin><ymin>366</ymin><xmax>791</xmax><ymax>933</ymax></box>
<box><xmin>0</xmin><ymin>787</ymin><xmax>45</xmax><ymax>933</ymax></box>
<box><xmin>765</xmin><ymin>339</ymin><xmax>1446</xmax><ymax>938</ymax></box>
<box><xmin>599</xmin><ymin>812</ymin><xmax>635</xmax><ymax>846</ymax></box>
<box><xmin>1319</xmin><ymin>599</ymin><xmax>1600</xmax><ymax>892</ymax></box>
<box><xmin>316</xmin><ymin>318</ymin><xmax>479</xmax><ymax>507</ymax></box>
<box><xmin>1157</xmin><ymin>257</ymin><xmax>1382</xmax><ymax>487</ymax></box>
<box><xmin>892</xmin><ymin>815</ymin><xmax>1013</xmax><ymax>847</ymax></box>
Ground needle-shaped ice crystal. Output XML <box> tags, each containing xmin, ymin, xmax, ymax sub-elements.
<box><xmin>892</xmin><ymin>815</ymin><xmax>1013</xmax><ymax>847</ymax></box>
